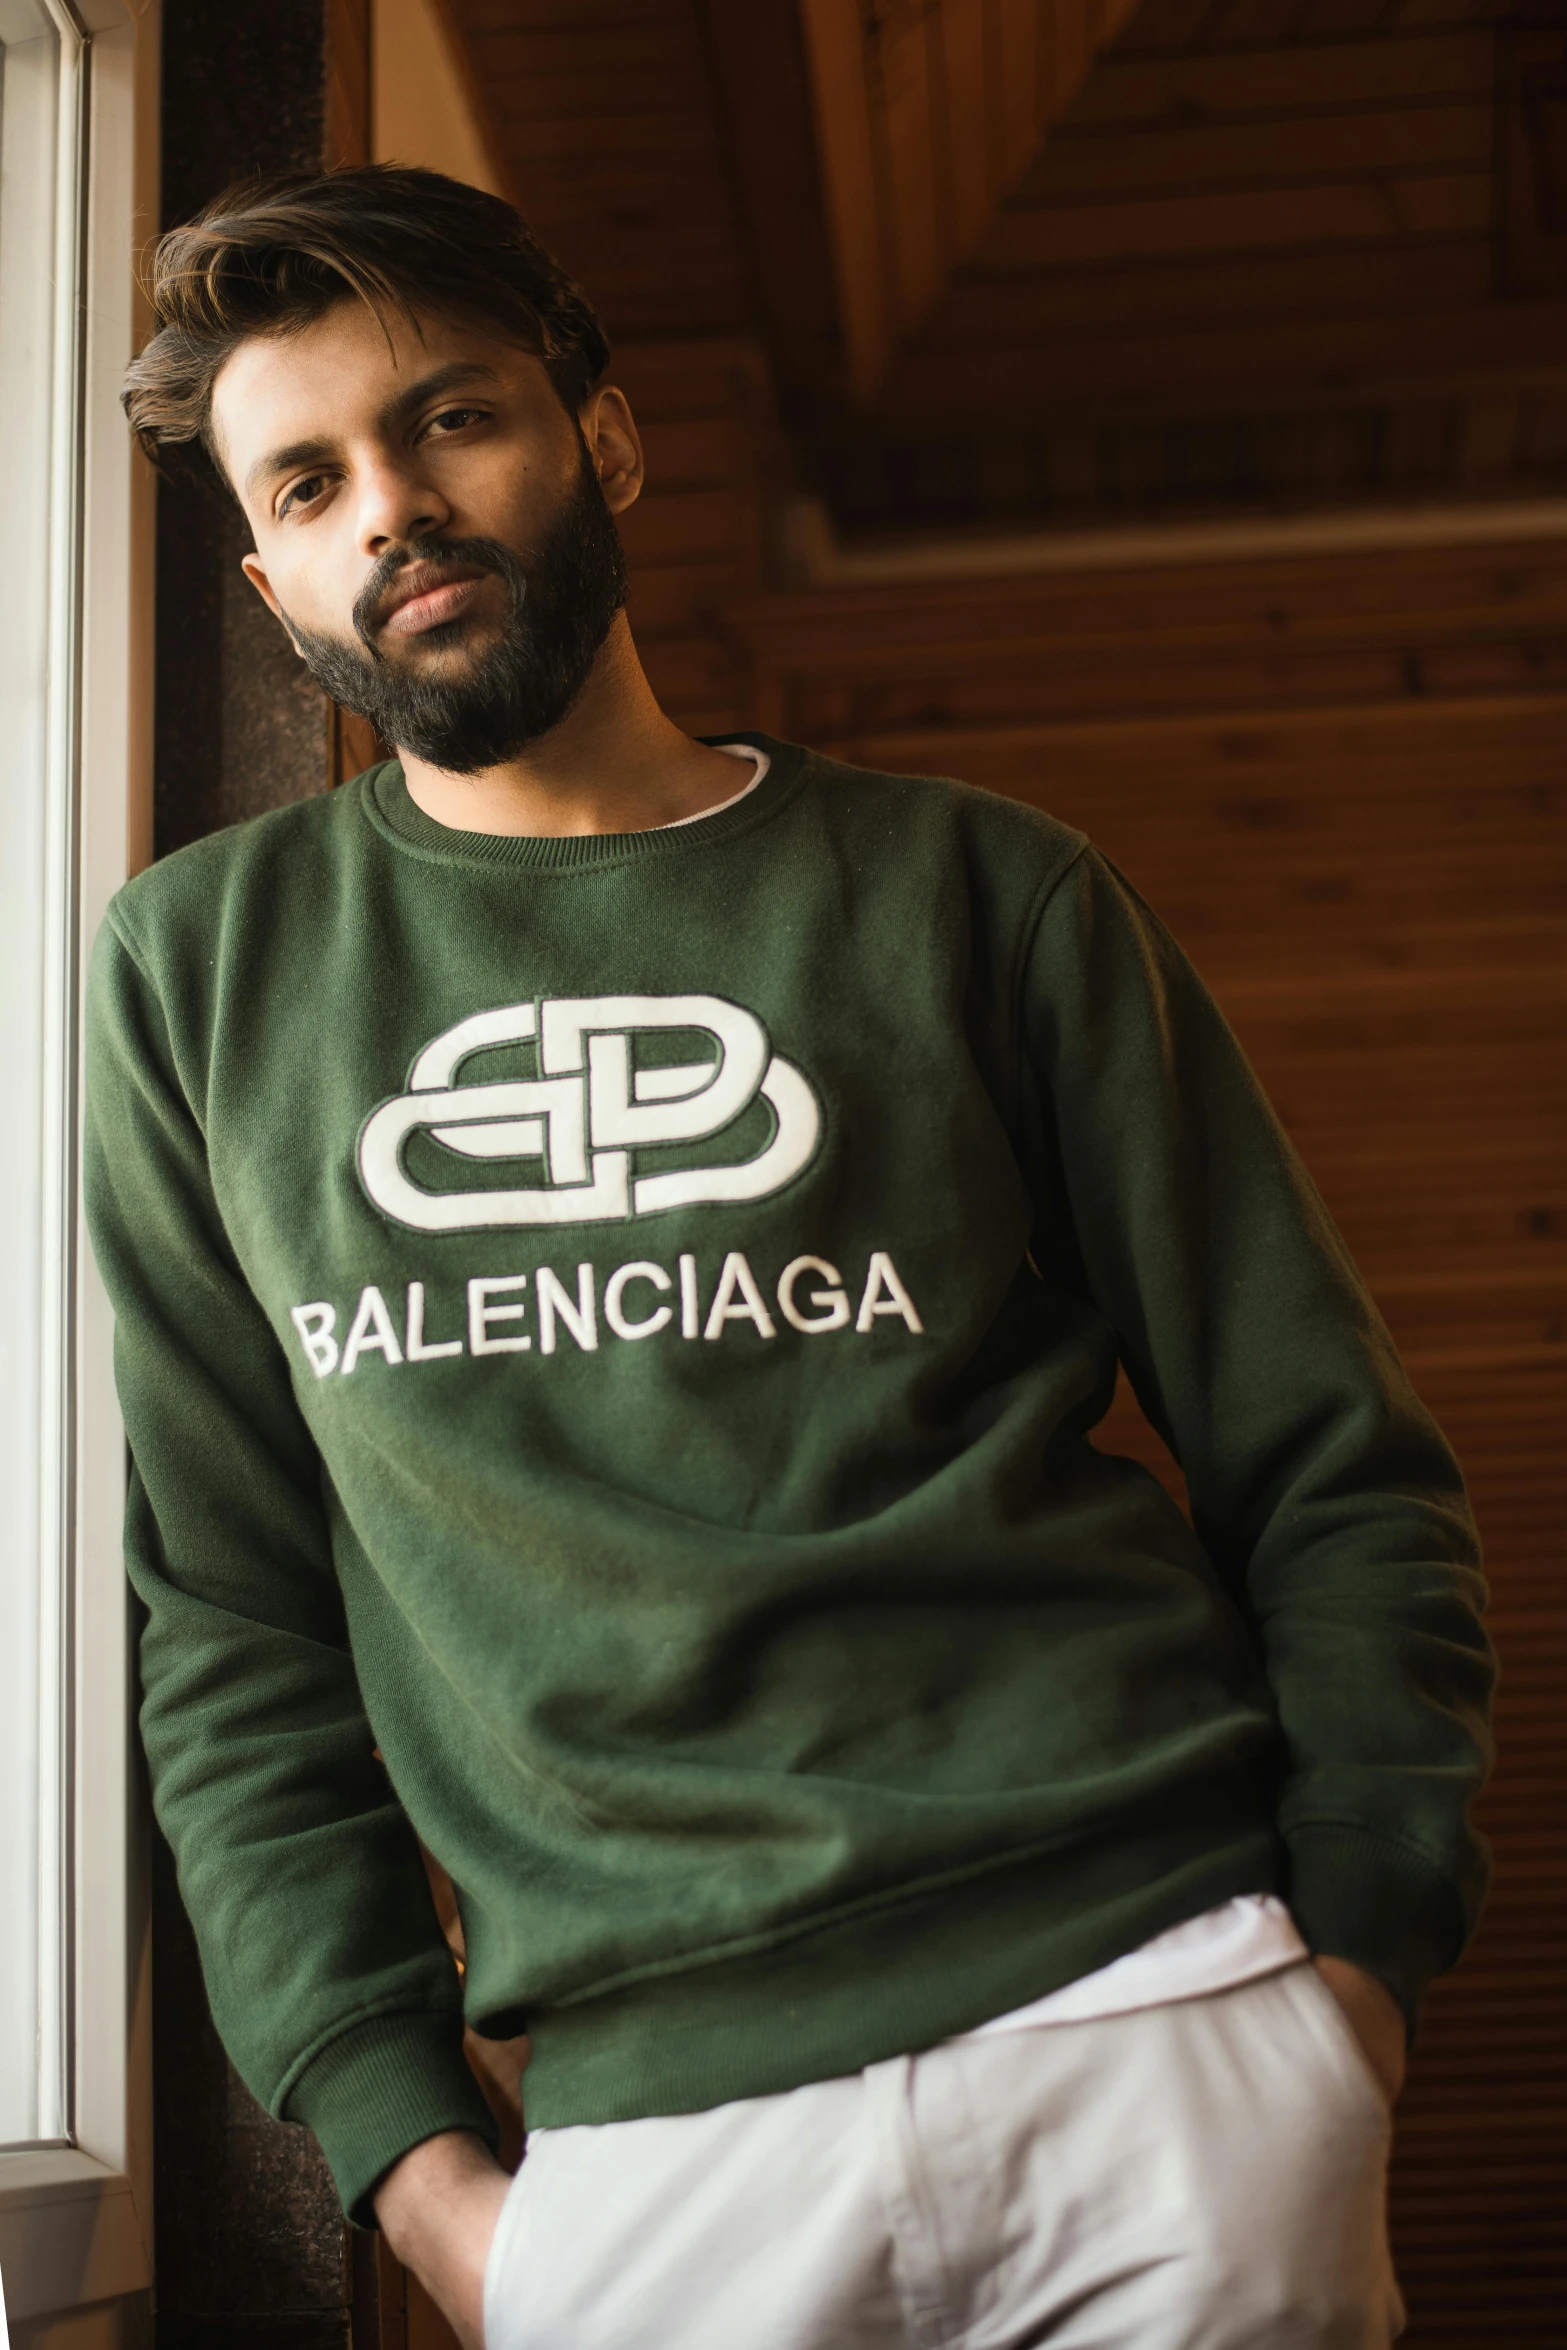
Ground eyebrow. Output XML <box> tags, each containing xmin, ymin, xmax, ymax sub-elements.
<box><xmin>243</xmin><ymin>361</ymin><xmax>506</xmax><ymax>504</ymax></box>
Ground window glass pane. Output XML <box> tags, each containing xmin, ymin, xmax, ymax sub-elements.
<box><xmin>0</xmin><ymin>0</ymin><xmax>81</xmax><ymax>2150</ymax></box>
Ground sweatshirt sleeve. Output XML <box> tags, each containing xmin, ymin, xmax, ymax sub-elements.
<box><xmin>84</xmin><ymin>912</ymin><xmax>497</xmax><ymax>2220</ymax></box>
<box><xmin>1016</xmin><ymin>846</ymin><xmax>1495</xmax><ymax>2027</ymax></box>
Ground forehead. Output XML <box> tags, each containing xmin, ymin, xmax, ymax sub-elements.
<box><xmin>209</xmin><ymin>301</ymin><xmax>557</xmax><ymax>493</ymax></box>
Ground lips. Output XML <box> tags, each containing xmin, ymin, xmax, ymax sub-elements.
<box><xmin>376</xmin><ymin>565</ymin><xmax>490</xmax><ymax>638</ymax></box>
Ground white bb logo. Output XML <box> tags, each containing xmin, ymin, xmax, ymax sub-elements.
<box><xmin>358</xmin><ymin>994</ymin><xmax>821</xmax><ymax>1231</ymax></box>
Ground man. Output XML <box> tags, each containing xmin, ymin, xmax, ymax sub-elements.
<box><xmin>91</xmin><ymin>166</ymin><xmax>1493</xmax><ymax>2349</ymax></box>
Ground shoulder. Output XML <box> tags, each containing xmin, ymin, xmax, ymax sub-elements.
<box><xmin>795</xmin><ymin>744</ymin><xmax>1085</xmax><ymax>875</ymax></box>
<box><xmin>791</xmin><ymin>740</ymin><xmax>1088</xmax><ymax>901</ymax></box>
<box><xmin>106</xmin><ymin>771</ymin><xmax>380</xmax><ymax>970</ymax></box>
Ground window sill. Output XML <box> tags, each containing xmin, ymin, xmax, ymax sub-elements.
<box><xmin>0</xmin><ymin>2148</ymin><xmax>150</xmax><ymax>2323</ymax></box>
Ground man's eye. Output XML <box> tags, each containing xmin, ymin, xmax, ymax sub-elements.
<box><xmin>427</xmin><ymin>406</ymin><xmax>488</xmax><ymax>435</ymax></box>
<box><xmin>279</xmin><ymin>473</ymin><xmax>329</xmax><ymax>518</ymax></box>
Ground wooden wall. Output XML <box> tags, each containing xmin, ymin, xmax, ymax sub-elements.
<box><xmin>833</xmin><ymin>0</ymin><xmax>1567</xmax><ymax>529</ymax></box>
<box><xmin>787</xmin><ymin>0</ymin><xmax>1143</xmax><ymax>399</ymax></box>
<box><xmin>439</xmin><ymin>0</ymin><xmax>750</xmax><ymax>339</ymax></box>
<box><xmin>724</xmin><ymin>531</ymin><xmax>1567</xmax><ymax>2346</ymax></box>
<box><xmin>613</xmin><ymin>340</ymin><xmax>775</xmax><ymax>735</ymax></box>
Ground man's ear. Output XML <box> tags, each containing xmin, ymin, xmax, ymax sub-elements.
<box><xmin>240</xmin><ymin>551</ymin><xmax>305</xmax><ymax>655</ymax></box>
<box><xmin>582</xmin><ymin>385</ymin><xmax>643</xmax><ymax>517</ymax></box>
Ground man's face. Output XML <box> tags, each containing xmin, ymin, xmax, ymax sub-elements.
<box><xmin>214</xmin><ymin>301</ymin><xmax>636</xmax><ymax>770</ymax></box>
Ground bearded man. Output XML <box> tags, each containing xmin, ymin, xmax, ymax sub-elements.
<box><xmin>88</xmin><ymin>166</ymin><xmax>1494</xmax><ymax>2350</ymax></box>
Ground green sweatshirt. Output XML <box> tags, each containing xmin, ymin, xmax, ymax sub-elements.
<box><xmin>85</xmin><ymin>736</ymin><xmax>1493</xmax><ymax>2220</ymax></box>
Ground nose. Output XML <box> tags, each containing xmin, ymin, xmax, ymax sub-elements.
<box><xmin>355</xmin><ymin>449</ymin><xmax>451</xmax><ymax>555</ymax></box>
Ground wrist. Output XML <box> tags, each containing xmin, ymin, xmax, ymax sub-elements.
<box><xmin>373</xmin><ymin>2126</ymin><xmax>504</xmax><ymax>2262</ymax></box>
<box><xmin>1311</xmin><ymin>1954</ymin><xmax>1408</xmax><ymax>2103</ymax></box>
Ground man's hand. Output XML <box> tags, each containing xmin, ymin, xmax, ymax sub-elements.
<box><xmin>374</xmin><ymin>2127</ymin><xmax>513</xmax><ymax>2350</ymax></box>
<box><xmin>1312</xmin><ymin>1955</ymin><xmax>1407</xmax><ymax>2105</ymax></box>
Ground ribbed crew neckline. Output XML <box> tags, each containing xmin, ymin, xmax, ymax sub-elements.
<box><xmin>361</xmin><ymin>733</ymin><xmax>807</xmax><ymax>871</ymax></box>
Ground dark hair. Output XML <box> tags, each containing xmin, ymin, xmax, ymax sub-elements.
<box><xmin>122</xmin><ymin>165</ymin><xmax>610</xmax><ymax>481</ymax></box>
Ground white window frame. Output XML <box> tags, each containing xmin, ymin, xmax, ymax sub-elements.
<box><xmin>0</xmin><ymin>0</ymin><xmax>158</xmax><ymax>2327</ymax></box>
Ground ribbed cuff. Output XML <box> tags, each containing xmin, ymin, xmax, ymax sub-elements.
<box><xmin>1285</xmin><ymin>1824</ymin><xmax>1466</xmax><ymax>2035</ymax></box>
<box><xmin>285</xmin><ymin>2008</ymin><xmax>499</xmax><ymax>2225</ymax></box>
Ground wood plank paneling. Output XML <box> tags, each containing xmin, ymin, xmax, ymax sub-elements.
<box><xmin>887</xmin><ymin>292</ymin><xmax>1567</xmax><ymax>416</ymax></box>
<box><xmin>705</xmin><ymin>0</ymin><xmax>1140</xmax><ymax>407</ymax></box>
<box><xmin>1072</xmin><ymin>26</ymin><xmax>1495</xmax><ymax>119</ymax></box>
<box><xmin>931</xmin><ymin>237</ymin><xmax>1496</xmax><ymax>339</ymax></box>
<box><xmin>824</xmin><ymin>0</ymin><xmax>1567</xmax><ymax>531</ymax></box>
<box><xmin>326</xmin><ymin>0</ymin><xmax>372</xmax><ymax>168</ymax></box>
<box><xmin>477</xmin><ymin>18</ymin><xmax>706</xmax><ymax>109</ymax></box>
<box><xmin>728</xmin><ymin>529</ymin><xmax>1567</xmax><ymax>2344</ymax></box>
<box><xmin>980</xmin><ymin>170</ymin><xmax>1492</xmax><ymax>270</ymax></box>
<box><xmin>1019</xmin><ymin>100</ymin><xmax>1494</xmax><ymax>197</ymax></box>
<box><xmin>441</xmin><ymin>0</ymin><xmax>748</xmax><ymax>338</ymax></box>
<box><xmin>612</xmin><ymin>337</ymin><xmax>774</xmax><ymax>734</ymax></box>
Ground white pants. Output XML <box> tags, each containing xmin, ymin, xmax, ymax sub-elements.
<box><xmin>483</xmin><ymin>1961</ymin><xmax>1404</xmax><ymax>2350</ymax></box>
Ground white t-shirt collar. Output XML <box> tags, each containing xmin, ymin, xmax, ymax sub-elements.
<box><xmin>658</xmin><ymin>741</ymin><xmax>770</xmax><ymax>830</ymax></box>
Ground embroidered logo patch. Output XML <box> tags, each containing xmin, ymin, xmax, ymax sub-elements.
<box><xmin>358</xmin><ymin>995</ymin><xmax>821</xmax><ymax>1231</ymax></box>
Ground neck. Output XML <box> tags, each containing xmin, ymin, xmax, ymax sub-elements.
<box><xmin>395</xmin><ymin>617</ymin><xmax>748</xmax><ymax>838</ymax></box>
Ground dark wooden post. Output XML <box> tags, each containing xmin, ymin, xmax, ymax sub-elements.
<box><xmin>150</xmin><ymin>3</ymin><xmax>372</xmax><ymax>2342</ymax></box>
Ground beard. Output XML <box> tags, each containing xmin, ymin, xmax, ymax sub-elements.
<box><xmin>280</xmin><ymin>441</ymin><xmax>629</xmax><ymax>773</ymax></box>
